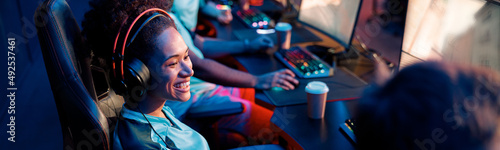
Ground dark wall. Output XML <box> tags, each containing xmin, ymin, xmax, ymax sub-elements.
<box><xmin>0</xmin><ymin>0</ymin><xmax>91</xmax><ymax>149</ymax></box>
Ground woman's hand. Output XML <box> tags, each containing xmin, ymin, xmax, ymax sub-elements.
<box><xmin>240</xmin><ymin>0</ymin><xmax>250</xmax><ymax>10</ymax></box>
<box><xmin>255</xmin><ymin>69</ymin><xmax>299</xmax><ymax>90</ymax></box>
<box><xmin>217</xmin><ymin>10</ymin><xmax>233</xmax><ymax>24</ymax></box>
<box><xmin>248</xmin><ymin>36</ymin><xmax>274</xmax><ymax>53</ymax></box>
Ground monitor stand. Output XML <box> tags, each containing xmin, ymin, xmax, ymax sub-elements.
<box><xmin>306</xmin><ymin>44</ymin><xmax>360</xmax><ymax>68</ymax></box>
<box><xmin>278</xmin><ymin>0</ymin><xmax>300</xmax><ymax>22</ymax></box>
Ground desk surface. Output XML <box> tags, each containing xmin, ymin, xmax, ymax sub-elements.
<box><xmin>207</xmin><ymin>7</ymin><xmax>375</xmax><ymax>149</ymax></box>
<box><xmin>271</xmin><ymin>100</ymin><xmax>358</xmax><ymax>150</ymax></box>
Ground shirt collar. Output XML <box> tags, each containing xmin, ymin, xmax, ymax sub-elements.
<box><xmin>120</xmin><ymin>105</ymin><xmax>173</xmax><ymax>125</ymax></box>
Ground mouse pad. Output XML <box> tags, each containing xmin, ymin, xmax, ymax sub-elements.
<box><xmin>263</xmin><ymin>68</ymin><xmax>367</xmax><ymax>106</ymax></box>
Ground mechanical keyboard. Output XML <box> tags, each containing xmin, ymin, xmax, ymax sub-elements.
<box><xmin>235</xmin><ymin>8</ymin><xmax>270</xmax><ymax>29</ymax></box>
<box><xmin>275</xmin><ymin>46</ymin><xmax>334</xmax><ymax>78</ymax></box>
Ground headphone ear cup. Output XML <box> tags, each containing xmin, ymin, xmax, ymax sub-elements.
<box><xmin>111</xmin><ymin>78</ymin><xmax>127</xmax><ymax>96</ymax></box>
<box><xmin>123</xmin><ymin>58</ymin><xmax>151</xmax><ymax>102</ymax></box>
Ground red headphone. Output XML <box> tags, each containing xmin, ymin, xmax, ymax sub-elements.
<box><xmin>111</xmin><ymin>8</ymin><xmax>173</xmax><ymax>98</ymax></box>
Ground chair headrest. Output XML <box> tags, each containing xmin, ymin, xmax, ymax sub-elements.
<box><xmin>35</xmin><ymin>0</ymin><xmax>110</xmax><ymax>149</ymax></box>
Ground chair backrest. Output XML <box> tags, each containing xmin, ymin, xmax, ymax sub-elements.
<box><xmin>35</xmin><ymin>0</ymin><xmax>110</xmax><ymax>149</ymax></box>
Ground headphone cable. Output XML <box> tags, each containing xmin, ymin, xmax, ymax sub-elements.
<box><xmin>138</xmin><ymin>106</ymin><xmax>171</xmax><ymax>149</ymax></box>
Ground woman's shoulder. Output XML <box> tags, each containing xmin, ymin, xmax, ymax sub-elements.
<box><xmin>113</xmin><ymin>116</ymin><xmax>164</xmax><ymax>149</ymax></box>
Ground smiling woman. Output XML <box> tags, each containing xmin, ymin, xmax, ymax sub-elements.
<box><xmin>82</xmin><ymin>0</ymin><xmax>208</xmax><ymax>149</ymax></box>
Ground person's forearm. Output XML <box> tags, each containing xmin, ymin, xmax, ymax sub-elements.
<box><xmin>195</xmin><ymin>36</ymin><xmax>247</xmax><ymax>58</ymax></box>
<box><xmin>190</xmin><ymin>50</ymin><xmax>256</xmax><ymax>87</ymax></box>
<box><xmin>200</xmin><ymin>1</ymin><xmax>220</xmax><ymax>18</ymax></box>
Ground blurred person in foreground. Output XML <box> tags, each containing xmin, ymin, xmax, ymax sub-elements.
<box><xmin>355</xmin><ymin>57</ymin><xmax>500</xmax><ymax>150</ymax></box>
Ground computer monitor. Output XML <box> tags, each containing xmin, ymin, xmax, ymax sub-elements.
<box><xmin>401</xmin><ymin>0</ymin><xmax>500</xmax><ymax>71</ymax></box>
<box><xmin>297</xmin><ymin>0</ymin><xmax>363</xmax><ymax>50</ymax></box>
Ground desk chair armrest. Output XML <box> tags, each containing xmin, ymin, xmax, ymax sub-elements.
<box><xmin>187</xmin><ymin>101</ymin><xmax>243</xmax><ymax>118</ymax></box>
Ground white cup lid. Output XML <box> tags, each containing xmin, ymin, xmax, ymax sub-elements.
<box><xmin>275</xmin><ymin>22</ymin><xmax>292</xmax><ymax>31</ymax></box>
<box><xmin>305</xmin><ymin>81</ymin><xmax>329</xmax><ymax>94</ymax></box>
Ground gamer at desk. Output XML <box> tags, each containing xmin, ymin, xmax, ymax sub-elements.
<box><xmin>206</xmin><ymin>0</ymin><xmax>371</xmax><ymax>149</ymax></box>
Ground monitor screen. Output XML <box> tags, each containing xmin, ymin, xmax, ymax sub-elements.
<box><xmin>298</xmin><ymin>0</ymin><xmax>363</xmax><ymax>49</ymax></box>
<box><xmin>401</xmin><ymin>0</ymin><xmax>500</xmax><ymax>71</ymax></box>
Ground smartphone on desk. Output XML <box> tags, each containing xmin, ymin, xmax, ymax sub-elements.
<box><xmin>339</xmin><ymin>119</ymin><xmax>357</xmax><ymax>144</ymax></box>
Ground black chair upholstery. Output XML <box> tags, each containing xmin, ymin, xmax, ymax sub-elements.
<box><xmin>35</xmin><ymin>0</ymin><xmax>110</xmax><ymax>149</ymax></box>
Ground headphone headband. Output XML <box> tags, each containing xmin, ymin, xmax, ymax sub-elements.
<box><xmin>127</xmin><ymin>13</ymin><xmax>167</xmax><ymax>47</ymax></box>
<box><xmin>112</xmin><ymin>8</ymin><xmax>172</xmax><ymax>80</ymax></box>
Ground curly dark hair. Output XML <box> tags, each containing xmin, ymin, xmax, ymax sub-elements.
<box><xmin>82</xmin><ymin>0</ymin><xmax>176</xmax><ymax>69</ymax></box>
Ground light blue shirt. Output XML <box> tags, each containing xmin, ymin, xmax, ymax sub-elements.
<box><xmin>171</xmin><ymin>0</ymin><xmax>202</xmax><ymax>30</ymax></box>
<box><xmin>172</xmin><ymin>0</ymin><xmax>221</xmax><ymax>30</ymax></box>
<box><xmin>113</xmin><ymin>105</ymin><xmax>209</xmax><ymax>150</ymax></box>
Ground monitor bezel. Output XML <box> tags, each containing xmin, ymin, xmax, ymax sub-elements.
<box><xmin>296</xmin><ymin>0</ymin><xmax>364</xmax><ymax>50</ymax></box>
<box><xmin>395</xmin><ymin>0</ymin><xmax>409</xmax><ymax>73</ymax></box>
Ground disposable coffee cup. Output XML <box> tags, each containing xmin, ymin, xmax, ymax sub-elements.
<box><xmin>305</xmin><ymin>81</ymin><xmax>329</xmax><ymax>119</ymax></box>
<box><xmin>275</xmin><ymin>22</ymin><xmax>292</xmax><ymax>50</ymax></box>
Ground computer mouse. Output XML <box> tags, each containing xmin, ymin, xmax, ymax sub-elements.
<box><xmin>271</xmin><ymin>87</ymin><xmax>284</xmax><ymax>91</ymax></box>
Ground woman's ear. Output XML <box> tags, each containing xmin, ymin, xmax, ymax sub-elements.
<box><xmin>373</xmin><ymin>54</ymin><xmax>391</xmax><ymax>86</ymax></box>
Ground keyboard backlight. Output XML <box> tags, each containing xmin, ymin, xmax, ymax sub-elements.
<box><xmin>216</xmin><ymin>5</ymin><xmax>231</xmax><ymax>10</ymax></box>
